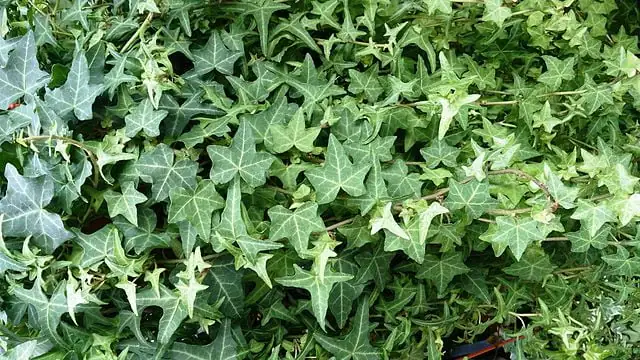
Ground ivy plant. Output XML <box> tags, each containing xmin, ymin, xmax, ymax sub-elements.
<box><xmin>0</xmin><ymin>0</ymin><xmax>639</xmax><ymax>359</ymax></box>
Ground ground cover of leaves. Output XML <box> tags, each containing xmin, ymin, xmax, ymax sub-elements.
<box><xmin>0</xmin><ymin>0</ymin><xmax>640</xmax><ymax>359</ymax></box>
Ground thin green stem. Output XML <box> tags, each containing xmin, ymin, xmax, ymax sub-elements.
<box><xmin>477</xmin><ymin>218</ymin><xmax>496</xmax><ymax>224</ymax></box>
<box><xmin>486</xmin><ymin>207</ymin><xmax>532</xmax><ymax>215</ymax></box>
<box><xmin>478</xmin><ymin>100</ymin><xmax>519</xmax><ymax>106</ymax></box>
<box><xmin>325</xmin><ymin>218</ymin><xmax>354</xmax><ymax>232</ymax></box>
<box><xmin>488</xmin><ymin>169</ymin><xmax>555</xmax><ymax>209</ymax></box>
<box><xmin>555</xmin><ymin>266</ymin><xmax>592</xmax><ymax>274</ymax></box>
<box><xmin>267</xmin><ymin>185</ymin><xmax>294</xmax><ymax>196</ymax></box>
<box><xmin>21</xmin><ymin>135</ymin><xmax>100</xmax><ymax>186</ymax></box>
<box><xmin>121</xmin><ymin>12</ymin><xmax>154</xmax><ymax>52</ymax></box>
<box><xmin>537</xmin><ymin>90</ymin><xmax>586</xmax><ymax>97</ymax></box>
<box><xmin>543</xmin><ymin>237</ymin><xmax>569</xmax><ymax>242</ymax></box>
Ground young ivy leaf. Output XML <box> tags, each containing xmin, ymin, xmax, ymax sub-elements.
<box><xmin>305</xmin><ymin>134</ymin><xmax>371</xmax><ymax>204</ymax></box>
<box><xmin>371</xmin><ymin>202</ymin><xmax>408</xmax><ymax>240</ymax></box>
<box><xmin>207</xmin><ymin>120</ymin><xmax>275</xmax><ymax>188</ymax></box>
<box><xmin>0</xmin><ymin>31</ymin><xmax>49</xmax><ymax>109</ymax></box>
<box><xmin>45</xmin><ymin>48</ymin><xmax>104</xmax><ymax>120</ymax></box>
<box><xmin>124</xmin><ymin>98</ymin><xmax>168</xmax><ymax>138</ymax></box>
<box><xmin>103</xmin><ymin>182</ymin><xmax>147</xmax><ymax>226</ymax></box>
<box><xmin>265</xmin><ymin>109</ymin><xmax>321</xmax><ymax>153</ymax></box>
<box><xmin>169</xmin><ymin>179</ymin><xmax>225</xmax><ymax>240</ymax></box>
<box><xmin>136</xmin><ymin>144</ymin><xmax>198</xmax><ymax>202</ymax></box>
<box><xmin>0</xmin><ymin>164</ymin><xmax>73</xmax><ymax>253</ymax></box>
<box><xmin>268</xmin><ymin>202</ymin><xmax>326</xmax><ymax>256</ymax></box>
<box><xmin>314</xmin><ymin>298</ymin><xmax>381</xmax><ymax>360</ymax></box>
<box><xmin>276</xmin><ymin>264</ymin><xmax>353</xmax><ymax>330</ymax></box>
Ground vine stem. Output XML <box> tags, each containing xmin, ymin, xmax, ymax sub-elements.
<box><xmin>323</xmin><ymin>167</ymin><xmax>559</xmax><ymax>232</ymax></box>
<box><xmin>554</xmin><ymin>266</ymin><xmax>592</xmax><ymax>274</ymax></box>
<box><xmin>486</xmin><ymin>207</ymin><xmax>532</xmax><ymax>215</ymax></box>
<box><xmin>155</xmin><ymin>252</ymin><xmax>225</xmax><ymax>265</ymax></box>
<box><xmin>543</xmin><ymin>237</ymin><xmax>569</xmax><ymax>242</ymax></box>
<box><xmin>325</xmin><ymin>218</ymin><xmax>354</xmax><ymax>232</ymax></box>
<box><xmin>21</xmin><ymin>135</ymin><xmax>100</xmax><ymax>186</ymax></box>
<box><xmin>488</xmin><ymin>169</ymin><xmax>556</xmax><ymax>209</ymax></box>
<box><xmin>266</xmin><ymin>185</ymin><xmax>295</xmax><ymax>196</ymax></box>
<box><xmin>121</xmin><ymin>12</ymin><xmax>154</xmax><ymax>52</ymax></box>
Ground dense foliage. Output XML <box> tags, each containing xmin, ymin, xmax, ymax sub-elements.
<box><xmin>0</xmin><ymin>0</ymin><xmax>639</xmax><ymax>359</ymax></box>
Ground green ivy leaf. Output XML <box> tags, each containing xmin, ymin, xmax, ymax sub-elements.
<box><xmin>444</xmin><ymin>179</ymin><xmax>498</xmax><ymax>219</ymax></box>
<box><xmin>203</xmin><ymin>255</ymin><xmax>244</xmax><ymax>318</ymax></box>
<box><xmin>0</xmin><ymin>164</ymin><xmax>73</xmax><ymax>253</ymax></box>
<box><xmin>314</xmin><ymin>298</ymin><xmax>381</xmax><ymax>360</ymax></box>
<box><xmin>265</xmin><ymin>109</ymin><xmax>321</xmax><ymax>153</ymax></box>
<box><xmin>136</xmin><ymin>284</ymin><xmax>188</xmax><ymax>344</ymax></box>
<box><xmin>305</xmin><ymin>134</ymin><xmax>371</xmax><ymax>204</ymax></box>
<box><xmin>424</xmin><ymin>0</ymin><xmax>452</xmax><ymax>15</ymax></box>
<box><xmin>276</xmin><ymin>264</ymin><xmax>353</xmax><ymax>330</ymax></box>
<box><xmin>416</xmin><ymin>252</ymin><xmax>469</xmax><ymax>294</ymax></box>
<box><xmin>207</xmin><ymin>120</ymin><xmax>275</xmax><ymax>187</ymax></box>
<box><xmin>124</xmin><ymin>99</ymin><xmax>168</xmax><ymax>137</ymax></box>
<box><xmin>569</xmin><ymin>199</ymin><xmax>616</xmax><ymax>237</ymax></box>
<box><xmin>566</xmin><ymin>224</ymin><xmax>611</xmax><ymax>253</ymax></box>
<box><xmin>226</xmin><ymin>0</ymin><xmax>290</xmax><ymax>56</ymax></box>
<box><xmin>420</xmin><ymin>139</ymin><xmax>460</xmax><ymax>168</ymax></box>
<box><xmin>192</xmin><ymin>30</ymin><xmax>244</xmax><ymax>75</ymax></box>
<box><xmin>268</xmin><ymin>202</ymin><xmax>325</xmax><ymax>256</ymax></box>
<box><xmin>348</xmin><ymin>64</ymin><xmax>384</xmax><ymax>103</ymax></box>
<box><xmin>72</xmin><ymin>225</ymin><xmax>120</xmax><ymax>268</ymax></box>
<box><xmin>602</xmin><ymin>246</ymin><xmax>640</xmax><ymax>276</ymax></box>
<box><xmin>503</xmin><ymin>247</ymin><xmax>555</xmax><ymax>281</ymax></box>
<box><xmin>169</xmin><ymin>319</ymin><xmax>237</xmax><ymax>360</ymax></box>
<box><xmin>136</xmin><ymin>144</ymin><xmax>198</xmax><ymax>202</ymax></box>
<box><xmin>482</xmin><ymin>0</ymin><xmax>512</xmax><ymax>27</ymax></box>
<box><xmin>0</xmin><ymin>32</ymin><xmax>49</xmax><ymax>109</ymax></box>
<box><xmin>537</xmin><ymin>56</ymin><xmax>575</xmax><ymax>90</ymax></box>
<box><xmin>103</xmin><ymin>54</ymin><xmax>138</xmax><ymax>100</ymax></box>
<box><xmin>46</xmin><ymin>48</ymin><xmax>104</xmax><ymax>120</ymax></box>
<box><xmin>169</xmin><ymin>179</ymin><xmax>225</xmax><ymax>239</ymax></box>
<box><xmin>13</xmin><ymin>282</ymin><xmax>69</xmax><ymax>347</ymax></box>
<box><xmin>103</xmin><ymin>182</ymin><xmax>147</xmax><ymax>226</ymax></box>
<box><xmin>578</xmin><ymin>75</ymin><xmax>614</xmax><ymax>115</ymax></box>
<box><xmin>480</xmin><ymin>216</ymin><xmax>543</xmax><ymax>261</ymax></box>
